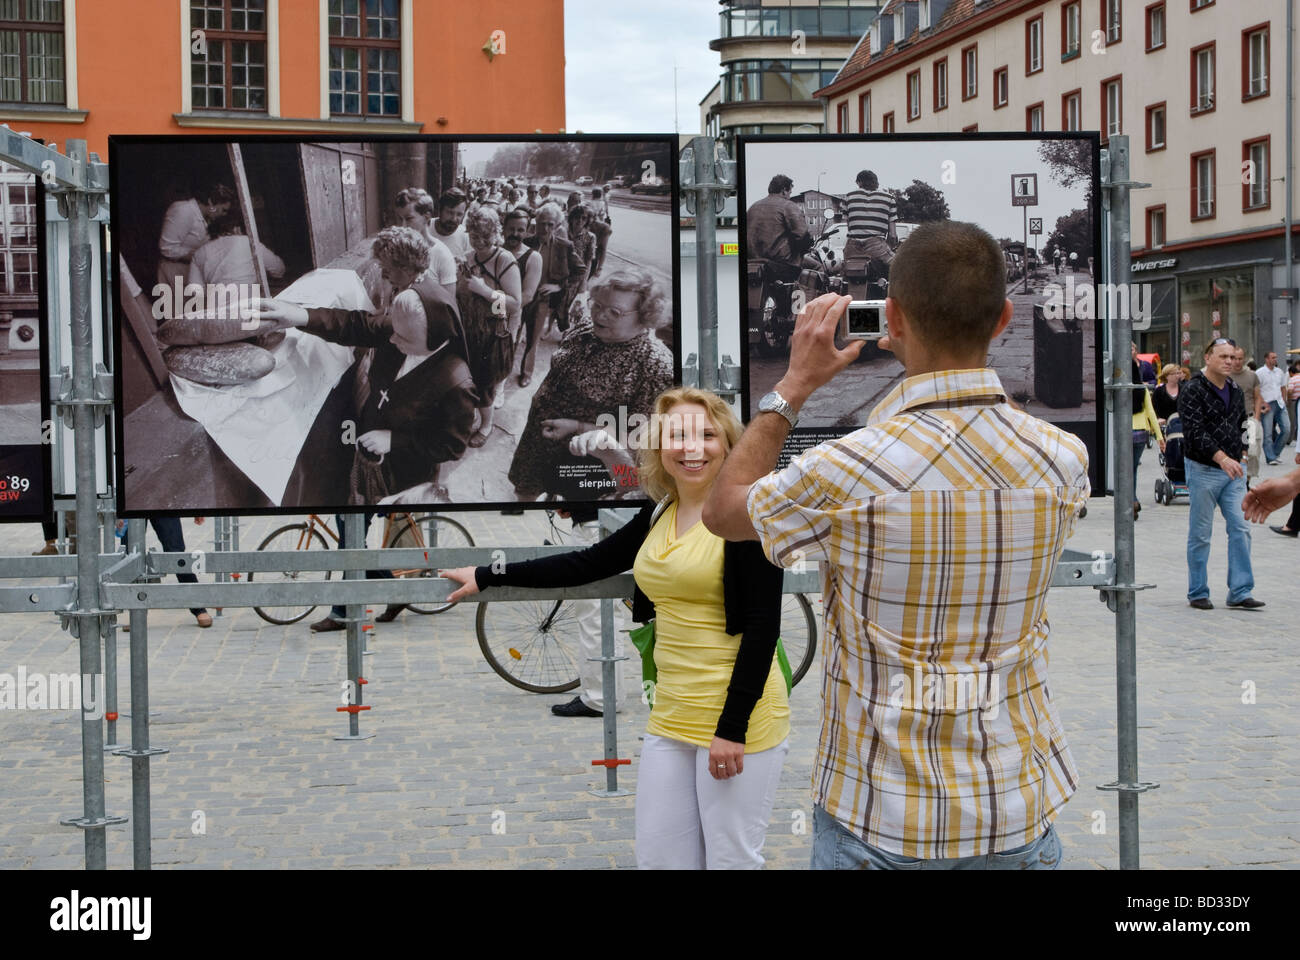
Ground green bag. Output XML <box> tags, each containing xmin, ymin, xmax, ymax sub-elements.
<box><xmin>627</xmin><ymin>619</ymin><xmax>793</xmax><ymax>696</ymax></box>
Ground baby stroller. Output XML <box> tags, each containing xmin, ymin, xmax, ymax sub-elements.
<box><xmin>1154</xmin><ymin>413</ymin><xmax>1187</xmax><ymax>505</ymax></box>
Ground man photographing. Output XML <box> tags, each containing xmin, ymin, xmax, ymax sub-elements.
<box><xmin>704</xmin><ymin>221</ymin><xmax>1089</xmax><ymax>869</ymax></box>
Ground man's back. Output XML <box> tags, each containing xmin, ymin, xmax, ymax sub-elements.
<box><xmin>746</xmin><ymin>193</ymin><xmax>808</xmax><ymax>265</ymax></box>
<box><xmin>844</xmin><ymin>188</ymin><xmax>895</xmax><ymax>239</ymax></box>
<box><xmin>748</xmin><ymin>370</ymin><xmax>1089</xmax><ymax>859</ymax></box>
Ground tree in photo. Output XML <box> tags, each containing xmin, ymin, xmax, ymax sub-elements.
<box><xmin>1038</xmin><ymin>139</ymin><xmax>1093</xmax><ymax>206</ymax></box>
<box><xmin>1046</xmin><ymin>208</ymin><xmax>1092</xmax><ymax>263</ymax></box>
<box><xmin>888</xmin><ymin>179</ymin><xmax>951</xmax><ymax>223</ymax></box>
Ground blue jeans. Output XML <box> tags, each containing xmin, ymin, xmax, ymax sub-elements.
<box><xmin>811</xmin><ymin>805</ymin><xmax>1063</xmax><ymax>870</ymax></box>
<box><xmin>1263</xmin><ymin>400</ymin><xmax>1289</xmax><ymax>461</ymax></box>
<box><xmin>1185</xmin><ymin>459</ymin><xmax>1254</xmax><ymax>603</ymax></box>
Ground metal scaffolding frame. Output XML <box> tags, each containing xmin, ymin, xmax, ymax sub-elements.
<box><xmin>0</xmin><ymin>131</ymin><xmax>1133</xmax><ymax>871</ymax></box>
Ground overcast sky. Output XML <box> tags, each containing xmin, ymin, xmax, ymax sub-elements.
<box><xmin>565</xmin><ymin>0</ymin><xmax>720</xmax><ymax>134</ymax></box>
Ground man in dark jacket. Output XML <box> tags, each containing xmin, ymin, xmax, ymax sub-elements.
<box><xmin>1177</xmin><ymin>337</ymin><xmax>1263</xmax><ymax>610</ymax></box>
<box><xmin>746</xmin><ymin>174</ymin><xmax>811</xmax><ymax>284</ymax></box>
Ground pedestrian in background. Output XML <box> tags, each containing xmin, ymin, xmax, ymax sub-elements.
<box><xmin>1178</xmin><ymin>338</ymin><xmax>1263</xmax><ymax>611</ymax></box>
<box><xmin>1257</xmin><ymin>350</ymin><xmax>1290</xmax><ymax>464</ymax></box>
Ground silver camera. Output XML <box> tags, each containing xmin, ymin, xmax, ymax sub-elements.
<box><xmin>839</xmin><ymin>300</ymin><xmax>886</xmax><ymax>340</ymax></box>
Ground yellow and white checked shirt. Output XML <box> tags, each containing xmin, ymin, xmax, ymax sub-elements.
<box><xmin>747</xmin><ymin>369</ymin><xmax>1090</xmax><ymax>859</ymax></box>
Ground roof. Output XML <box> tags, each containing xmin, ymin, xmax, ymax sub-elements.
<box><xmin>821</xmin><ymin>0</ymin><xmax>996</xmax><ymax>97</ymax></box>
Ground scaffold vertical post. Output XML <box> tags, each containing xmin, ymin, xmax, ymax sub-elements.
<box><xmin>336</xmin><ymin>512</ymin><xmax>372</xmax><ymax>740</ymax></box>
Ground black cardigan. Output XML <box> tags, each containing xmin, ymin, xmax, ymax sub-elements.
<box><xmin>475</xmin><ymin>503</ymin><xmax>786</xmax><ymax>743</ymax></box>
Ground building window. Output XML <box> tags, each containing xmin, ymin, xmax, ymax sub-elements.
<box><xmin>1191</xmin><ymin>42</ymin><xmax>1214</xmax><ymax>114</ymax></box>
<box><xmin>1062</xmin><ymin>1</ymin><xmax>1081</xmax><ymax>59</ymax></box>
<box><xmin>1062</xmin><ymin>89</ymin><xmax>1081</xmax><ymax>130</ymax></box>
<box><xmin>0</xmin><ymin>0</ymin><xmax>65</xmax><ymax>104</ymax></box>
<box><xmin>1146</xmin><ymin>204</ymin><xmax>1166</xmax><ymax>249</ymax></box>
<box><xmin>1190</xmin><ymin>0</ymin><xmax>1213</xmax><ymax>10</ymax></box>
<box><xmin>1145</xmin><ymin>2</ymin><xmax>1165</xmax><ymax>50</ymax></box>
<box><xmin>882</xmin><ymin>110</ymin><xmax>895</xmax><ymax>133</ymax></box>
<box><xmin>1243</xmin><ymin>25</ymin><xmax>1269</xmax><ymax>99</ymax></box>
<box><xmin>859</xmin><ymin>90</ymin><xmax>871</xmax><ymax>132</ymax></box>
<box><xmin>1145</xmin><ymin>102</ymin><xmax>1166</xmax><ymax>151</ymax></box>
<box><xmin>1101</xmin><ymin>75</ymin><xmax>1122</xmax><ymax>142</ymax></box>
<box><xmin>1102</xmin><ymin>0</ymin><xmax>1122</xmax><ymax>44</ymax></box>
<box><xmin>328</xmin><ymin>0</ymin><xmax>401</xmax><ymax>117</ymax></box>
<box><xmin>919</xmin><ymin>0</ymin><xmax>932</xmax><ymax>30</ymax></box>
<box><xmin>837</xmin><ymin>100</ymin><xmax>849</xmax><ymax>132</ymax></box>
<box><xmin>1026</xmin><ymin>15</ymin><xmax>1043</xmax><ymax>74</ymax></box>
<box><xmin>993</xmin><ymin>65</ymin><xmax>1008</xmax><ymax>108</ymax></box>
<box><xmin>189</xmin><ymin>1</ymin><xmax>268</xmax><ymax>111</ymax></box>
<box><xmin>907</xmin><ymin>69</ymin><xmax>921</xmax><ymax>120</ymax></box>
<box><xmin>1243</xmin><ymin>137</ymin><xmax>1270</xmax><ymax>211</ymax></box>
<box><xmin>962</xmin><ymin>44</ymin><xmax>977</xmax><ymax>100</ymax></box>
<box><xmin>1191</xmin><ymin>149</ymin><xmax>1215</xmax><ymax>220</ymax></box>
<box><xmin>1026</xmin><ymin>102</ymin><xmax>1044</xmax><ymax>131</ymax></box>
<box><xmin>933</xmin><ymin>58</ymin><xmax>947</xmax><ymax>110</ymax></box>
<box><xmin>962</xmin><ymin>123</ymin><xmax>978</xmax><ymax>133</ymax></box>
<box><xmin>0</xmin><ymin>165</ymin><xmax>38</xmax><ymax>295</ymax></box>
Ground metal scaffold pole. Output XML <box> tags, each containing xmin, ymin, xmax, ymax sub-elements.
<box><xmin>1098</xmin><ymin>135</ymin><xmax>1157</xmax><ymax>869</ymax></box>
<box><xmin>54</xmin><ymin>137</ymin><xmax>124</xmax><ymax>866</ymax></box>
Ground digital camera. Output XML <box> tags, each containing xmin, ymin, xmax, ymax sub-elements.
<box><xmin>839</xmin><ymin>300</ymin><xmax>886</xmax><ymax>340</ymax></box>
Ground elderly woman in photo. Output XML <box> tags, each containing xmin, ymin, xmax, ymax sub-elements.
<box><xmin>508</xmin><ymin>266</ymin><xmax>674</xmax><ymax>501</ymax></box>
<box><xmin>457</xmin><ymin>206</ymin><xmax>523</xmax><ymax>447</ymax></box>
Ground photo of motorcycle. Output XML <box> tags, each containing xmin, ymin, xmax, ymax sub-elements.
<box><xmin>747</xmin><ymin>222</ymin><xmax>893</xmax><ymax>359</ymax></box>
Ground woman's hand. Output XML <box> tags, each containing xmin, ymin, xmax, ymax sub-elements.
<box><xmin>437</xmin><ymin>566</ymin><xmax>480</xmax><ymax>603</ymax></box>
<box><xmin>541</xmin><ymin>418</ymin><xmax>585</xmax><ymax>441</ymax></box>
<box><xmin>249</xmin><ymin>298</ymin><xmax>308</xmax><ymax>328</ymax></box>
<box><xmin>708</xmin><ymin>736</ymin><xmax>745</xmax><ymax>780</ymax></box>
<box><xmin>466</xmin><ymin>275</ymin><xmax>493</xmax><ymax>300</ymax></box>
<box><xmin>358</xmin><ymin>429</ymin><xmax>392</xmax><ymax>456</ymax></box>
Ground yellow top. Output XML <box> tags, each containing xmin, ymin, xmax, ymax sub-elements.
<box><xmin>633</xmin><ymin>501</ymin><xmax>790</xmax><ymax>753</ymax></box>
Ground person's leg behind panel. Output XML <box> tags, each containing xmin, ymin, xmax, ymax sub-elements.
<box><xmin>695</xmin><ymin>738</ymin><xmax>789</xmax><ymax>870</ymax></box>
<box><xmin>150</xmin><ymin>516</ymin><xmax>210</xmax><ymax>624</ymax></box>
<box><xmin>1217</xmin><ymin>472</ymin><xmax>1257</xmax><ymax>605</ymax></box>
<box><xmin>1184</xmin><ymin>460</ymin><xmax>1220</xmax><ymax>603</ymax></box>
<box><xmin>635</xmin><ymin>735</ymin><xmax>706</xmax><ymax>869</ymax></box>
<box><xmin>557</xmin><ymin>518</ymin><xmax>622</xmax><ymax>715</ymax></box>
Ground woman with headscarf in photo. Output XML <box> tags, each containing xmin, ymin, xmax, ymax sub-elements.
<box><xmin>457</xmin><ymin>206</ymin><xmax>523</xmax><ymax>447</ymax></box>
<box><xmin>508</xmin><ymin>266</ymin><xmax>674</xmax><ymax>501</ymax></box>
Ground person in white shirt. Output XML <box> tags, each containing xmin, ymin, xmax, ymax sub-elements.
<box><xmin>1258</xmin><ymin>350</ymin><xmax>1290</xmax><ymax>464</ymax></box>
<box><xmin>157</xmin><ymin>183</ymin><xmax>235</xmax><ymax>289</ymax></box>
<box><xmin>187</xmin><ymin>216</ymin><xmax>286</xmax><ymax>290</ymax></box>
<box><xmin>393</xmin><ymin>187</ymin><xmax>457</xmax><ymax>298</ymax></box>
<box><xmin>430</xmin><ymin>188</ymin><xmax>473</xmax><ymax>263</ymax></box>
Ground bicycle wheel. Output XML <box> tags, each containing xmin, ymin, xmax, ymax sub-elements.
<box><xmin>383</xmin><ymin>513</ymin><xmax>475</xmax><ymax>614</ymax></box>
<box><xmin>780</xmin><ymin>593</ymin><xmax>819</xmax><ymax>689</ymax></box>
<box><xmin>476</xmin><ymin>598</ymin><xmax>581</xmax><ymax>694</ymax></box>
<box><xmin>249</xmin><ymin>523</ymin><xmax>332</xmax><ymax>625</ymax></box>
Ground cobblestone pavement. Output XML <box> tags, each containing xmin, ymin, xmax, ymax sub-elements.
<box><xmin>1</xmin><ymin>450</ymin><xmax>1297</xmax><ymax>870</ymax></box>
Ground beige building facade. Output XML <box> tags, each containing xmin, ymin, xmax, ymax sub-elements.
<box><xmin>818</xmin><ymin>0</ymin><xmax>1298</xmax><ymax>368</ymax></box>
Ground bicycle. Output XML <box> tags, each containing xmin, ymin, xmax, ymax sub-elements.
<box><xmin>475</xmin><ymin>512</ymin><xmax>819</xmax><ymax>694</ymax></box>
<box><xmin>248</xmin><ymin>512</ymin><xmax>474</xmax><ymax>625</ymax></box>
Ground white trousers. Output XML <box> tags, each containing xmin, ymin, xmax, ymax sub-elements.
<box><xmin>635</xmin><ymin>734</ymin><xmax>790</xmax><ymax>870</ymax></box>
<box><xmin>570</xmin><ymin>519</ymin><xmax>624</xmax><ymax>712</ymax></box>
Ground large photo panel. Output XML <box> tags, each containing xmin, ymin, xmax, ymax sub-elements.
<box><xmin>739</xmin><ymin>134</ymin><xmax>1104</xmax><ymax>492</ymax></box>
<box><xmin>0</xmin><ymin>158</ymin><xmax>51</xmax><ymax>523</ymax></box>
<box><xmin>110</xmin><ymin>135</ymin><xmax>679</xmax><ymax>517</ymax></box>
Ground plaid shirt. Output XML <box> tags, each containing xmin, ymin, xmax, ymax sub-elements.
<box><xmin>747</xmin><ymin>369</ymin><xmax>1090</xmax><ymax>858</ymax></box>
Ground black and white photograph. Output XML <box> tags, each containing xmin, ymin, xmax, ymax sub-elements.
<box><xmin>0</xmin><ymin>158</ymin><xmax>50</xmax><ymax>522</ymax></box>
<box><xmin>740</xmin><ymin>134</ymin><xmax>1103</xmax><ymax>488</ymax></box>
<box><xmin>110</xmin><ymin>135</ymin><xmax>679</xmax><ymax>516</ymax></box>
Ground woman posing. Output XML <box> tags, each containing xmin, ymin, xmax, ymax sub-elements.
<box><xmin>442</xmin><ymin>387</ymin><xmax>790</xmax><ymax>869</ymax></box>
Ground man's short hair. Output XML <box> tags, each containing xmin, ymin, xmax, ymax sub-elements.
<box><xmin>856</xmin><ymin>170</ymin><xmax>878</xmax><ymax>190</ymax></box>
<box><xmin>371</xmin><ymin>226</ymin><xmax>431</xmax><ymax>275</ymax></box>
<box><xmin>394</xmin><ymin>187</ymin><xmax>435</xmax><ymax>218</ymax></box>
<box><xmin>768</xmin><ymin>174</ymin><xmax>793</xmax><ymax>195</ymax></box>
<box><xmin>438</xmin><ymin>188</ymin><xmax>468</xmax><ymax>211</ymax></box>
<box><xmin>888</xmin><ymin>221</ymin><xmax>1006</xmax><ymax>356</ymax></box>
<box><xmin>503</xmin><ymin>207</ymin><xmax>530</xmax><ymax>225</ymax></box>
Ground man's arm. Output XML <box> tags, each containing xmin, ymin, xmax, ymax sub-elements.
<box><xmin>1243</xmin><ymin>464</ymin><xmax>1300</xmax><ymax>521</ymax></box>
<box><xmin>703</xmin><ymin>294</ymin><xmax>862</xmax><ymax>541</ymax></box>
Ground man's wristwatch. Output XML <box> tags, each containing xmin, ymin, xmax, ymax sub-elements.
<box><xmin>758</xmin><ymin>390</ymin><xmax>799</xmax><ymax>429</ymax></box>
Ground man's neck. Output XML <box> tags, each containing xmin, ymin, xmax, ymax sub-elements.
<box><xmin>902</xmin><ymin>353</ymin><xmax>990</xmax><ymax>379</ymax></box>
<box><xmin>1205</xmin><ymin>368</ymin><xmax>1228</xmax><ymax>388</ymax></box>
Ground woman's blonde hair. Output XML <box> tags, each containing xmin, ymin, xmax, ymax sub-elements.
<box><xmin>636</xmin><ymin>387</ymin><xmax>743</xmax><ymax>503</ymax></box>
<box><xmin>1157</xmin><ymin>363</ymin><xmax>1181</xmax><ymax>383</ymax></box>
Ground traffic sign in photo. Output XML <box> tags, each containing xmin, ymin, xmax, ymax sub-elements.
<box><xmin>1012</xmin><ymin>173</ymin><xmax>1039</xmax><ymax>206</ymax></box>
<box><xmin>1029</xmin><ymin>217</ymin><xmax>1043</xmax><ymax>235</ymax></box>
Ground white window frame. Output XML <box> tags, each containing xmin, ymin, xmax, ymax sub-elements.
<box><xmin>1105</xmin><ymin>0</ymin><xmax>1121</xmax><ymax>43</ymax></box>
<box><xmin>1150</xmin><ymin>207</ymin><xmax>1165</xmax><ymax>247</ymax></box>
<box><xmin>1065</xmin><ymin>2</ymin><xmax>1080</xmax><ymax>55</ymax></box>
<box><xmin>1028</xmin><ymin>17</ymin><xmax>1042</xmax><ymax>72</ymax></box>
<box><xmin>1028</xmin><ymin>103</ymin><xmax>1044</xmax><ymax>131</ymax></box>
<box><xmin>964</xmin><ymin>46</ymin><xmax>977</xmax><ymax>98</ymax></box>
<box><xmin>1248</xmin><ymin>141</ymin><xmax>1268</xmax><ymax>208</ymax></box>
<box><xmin>1065</xmin><ymin>91</ymin><xmax>1081</xmax><ymax>130</ymax></box>
<box><xmin>908</xmin><ymin>70</ymin><xmax>921</xmax><ymax>119</ymax></box>
<box><xmin>1106</xmin><ymin>79</ymin><xmax>1122</xmax><ymax>136</ymax></box>
<box><xmin>1149</xmin><ymin>103</ymin><xmax>1165</xmax><ymax>148</ymax></box>
<box><xmin>1248</xmin><ymin>29</ymin><xmax>1268</xmax><ymax>97</ymax></box>
<box><xmin>1196</xmin><ymin>154</ymin><xmax>1215</xmax><ymax>218</ymax></box>
<box><xmin>995</xmin><ymin>67</ymin><xmax>1008</xmax><ymax>107</ymax></box>
<box><xmin>318</xmin><ymin>0</ymin><xmax>414</xmax><ymax>122</ymax></box>
<box><xmin>1148</xmin><ymin>4</ymin><xmax>1164</xmax><ymax>49</ymax></box>
<box><xmin>1195</xmin><ymin>46</ymin><xmax>1214</xmax><ymax>111</ymax></box>
<box><xmin>935</xmin><ymin>59</ymin><xmax>947</xmax><ymax>109</ymax></box>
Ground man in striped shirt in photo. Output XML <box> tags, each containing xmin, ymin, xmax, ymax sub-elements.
<box><xmin>704</xmin><ymin>221</ymin><xmax>1089</xmax><ymax>869</ymax></box>
<box><xmin>843</xmin><ymin>169</ymin><xmax>898</xmax><ymax>267</ymax></box>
